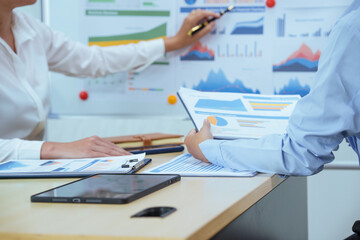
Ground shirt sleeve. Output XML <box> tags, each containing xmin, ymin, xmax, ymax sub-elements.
<box><xmin>0</xmin><ymin>139</ymin><xmax>44</xmax><ymax>162</ymax></box>
<box><xmin>32</xmin><ymin>18</ymin><xmax>165</xmax><ymax>77</ymax></box>
<box><xmin>200</xmin><ymin>11</ymin><xmax>360</xmax><ymax>176</ymax></box>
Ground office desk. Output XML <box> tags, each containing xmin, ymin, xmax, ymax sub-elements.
<box><xmin>0</xmin><ymin>152</ymin><xmax>307</xmax><ymax>240</ymax></box>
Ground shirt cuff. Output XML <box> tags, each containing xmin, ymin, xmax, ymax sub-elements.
<box><xmin>142</xmin><ymin>38</ymin><xmax>165</xmax><ymax>61</ymax></box>
<box><xmin>199</xmin><ymin>139</ymin><xmax>226</xmax><ymax>166</ymax></box>
<box><xmin>17</xmin><ymin>140</ymin><xmax>44</xmax><ymax>160</ymax></box>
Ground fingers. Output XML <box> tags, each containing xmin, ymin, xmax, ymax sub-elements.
<box><xmin>88</xmin><ymin>136</ymin><xmax>132</xmax><ymax>156</ymax></box>
<box><xmin>188</xmin><ymin>128</ymin><xmax>197</xmax><ymax>136</ymax></box>
<box><xmin>200</xmin><ymin>119</ymin><xmax>211</xmax><ymax>131</ymax></box>
<box><xmin>190</xmin><ymin>9</ymin><xmax>220</xmax><ymax>23</ymax></box>
<box><xmin>192</xmin><ymin>21</ymin><xmax>215</xmax><ymax>40</ymax></box>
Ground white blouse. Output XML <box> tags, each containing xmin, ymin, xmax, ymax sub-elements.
<box><xmin>0</xmin><ymin>11</ymin><xmax>164</xmax><ymax>162</ymax></box>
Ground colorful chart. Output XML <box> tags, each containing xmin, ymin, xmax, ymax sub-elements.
<box><xmin>273</xmin><ymin>44</ymin><xmax>321</xmax><ymax>72</ymax></box>
<box><xmin>40</xmin><ymin>161</ymin><xmax>62</xmax><ymax>166</ymax></box>
<box><xmin>181</xmin><ymin>41</ymin><xmax>215</xmax><ymax>61</ymax></box>
<box><xmin>0</xmin><ymin>161</ymin><xmax>28</xmax><ymax>171</ymax></box>
<box><xmin>207</xmin><ymin>116</ymin><xmax>228</xmax><ymax>127</ymax></box>
<box><xmin>190</xmin><ymin>69</ymin><xmax>261</xmax><ymax>93</ymax></box>
<box><xmin>231</xmin><ymin>17</ymin><xmax>264</xmax><ymax>35</ymax></box>
<box><xmin>195</xmin><ymin>99</ymin><xmax>247</xmax><ymax>111</ymax></box>
<box><xmin>274</xmin><ymin>78</ymin><xmax>310</xmax><ymax>97</ymax></box>
<box><xmin>88</xmin><ymin>23</ymin><xmax>167</xmax><ymax>47</ymax></box>
<box><xmin>237</xmin><ymin>119</ymin><xmax>265</xmax><ymax>128</ymax></box>
<box><xmin>243</xmin><ymin>95</ymin><xmax>298</xmax><ymax>112</ymax></box>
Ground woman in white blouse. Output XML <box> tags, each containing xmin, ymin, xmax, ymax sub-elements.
<box><xmin>0</xmin><ymin>0</ymin><xmax>219</xmax><ymax>161</ymax></box>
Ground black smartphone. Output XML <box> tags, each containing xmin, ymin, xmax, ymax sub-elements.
<box><xmin>31</xmin><ymin>174</ymin><xmax>181</xmax><ymax>204</ymax></box>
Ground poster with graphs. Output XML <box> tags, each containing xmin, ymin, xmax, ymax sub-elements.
<box><xmin>46</xmin><ymin>0</ymin><xmax>353</xmax><ymax>115</ymax></box>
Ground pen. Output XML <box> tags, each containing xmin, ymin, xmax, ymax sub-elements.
<box><xmin>188</xmin><ymin>5</ymin><xmax>234</xmax><ymax>37</ymax></box>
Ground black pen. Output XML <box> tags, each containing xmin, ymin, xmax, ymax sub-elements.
<box><xmin>188</xmin><ymin>5</ymin><xmax>234</xmax><ymax>37</ymax></box>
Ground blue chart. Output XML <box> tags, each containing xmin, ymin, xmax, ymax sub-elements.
<box><xmin>181</xmin><ymin>41</ymin><xmax>215</xmax><ymax>61</ymax></box>
<box><xmin>208</xmin><ymin>116</ymin><xmax>228</xmax><ymax>127</ymax></box>
<box><xmin>277</xmin><ymin>14</ymin><xmax>286</xmax><ymax>37</ymax></box>
<box><xmin>231</xmin><ymin>17</ymin><xmax>264</xmax><ymax>35</ymax></box>
<box><xmin>185</xmin><ymin>0</ymin><xmax>196</xmax><ymax>5</ymax></box>
<box><xmin>277</xmin><ymin>14</ymin><xmax>331</xmax><ymax>38</ymax></box>
<box><xmin>195</xmin><ymin>99</ymin><xmax>247</xmax><ymax>111</ymax></box>
<box><xmin>273</xmin><ymin>44</ymin><xmax>321</xmax><ymax>72</ymax></box>
<box><xmin>190</xmin><ymin>69</ymin><xmax>261</xmax><ymax>93</ymax></box>
<box><xmin>275</xmin><ymin>79</ymin><xmax>311</xmax><ymax>97</ymax></box>
<box><xmin>0</xmin><ymin>161</ymin><xmax>28</xmax><ymax>170</ymax></box>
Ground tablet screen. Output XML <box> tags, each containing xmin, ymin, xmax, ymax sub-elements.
<box><xmin>31</xmin><ymin>174</ymin><xmax>180</xmax><ymax>203</ymax></box>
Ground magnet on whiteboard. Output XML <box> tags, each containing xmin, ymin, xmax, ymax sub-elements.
<box><xmin>167</xmin><ymin>95</ymin><xmax>177</xmax><ymax>105</ymax></box>
<box><xmin>79</xmin><ymin>91</ymin><xmax>88</xmax><ymax>101</ymax></box>
<box><xmin>266</xmin><ymin>0</ymin><xmax>276</xmax><ymax>8</ymax></box>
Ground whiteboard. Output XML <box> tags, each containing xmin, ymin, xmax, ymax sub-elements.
<box><xmin>44</xmin><ymin>0</ymin><xmax>352</xmax><ymax>115</ymax></box>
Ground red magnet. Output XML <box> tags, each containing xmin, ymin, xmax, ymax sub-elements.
<box><xmin>79</xmin><ymin>91</ymin><xmax>88</xmax><ymax>101</ymax></box>
<box><xmin>266</xmin><ymin>0</ymin><xmax>276</xmax><ymax>8</ymax></box>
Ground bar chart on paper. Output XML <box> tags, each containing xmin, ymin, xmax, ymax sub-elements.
<box><xmin>178</xmin><ymin>87</ymin><xmax>301</xmax><ymax>139</ymax></box>
<box><xmin>144</xmin><ymin>153</ymin><xmax>257</xmax><ymax>177</ymax></box>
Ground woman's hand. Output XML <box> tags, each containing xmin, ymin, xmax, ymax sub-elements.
<box><xmin>184</xmin><ymin>119</ymin><xmax>213</xmax><ymax>162</ymax></box>
<box><xmin>40</xmin><ymin>136</ymin><xmax>131</xmax><ymax>159</ymax></box>
<box><xmin>164</xmin><ymin>9</ymin><xmax>220</xmax><ymax>52</ymax></box>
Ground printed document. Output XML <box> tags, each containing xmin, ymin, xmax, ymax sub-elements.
<box><xmin>0</xmin><ymin>153</ymin><xmax>145</xmax><ymax>174</ymax></box>
<box><xmin>144</xmin><ymin>153</ymin><xmax>257</xmax><ymax>177</ymax></box>
<box><xmin>178</xmin><ymin>87</ymin><xmax>300</xmax><ymax>139</ymax></box>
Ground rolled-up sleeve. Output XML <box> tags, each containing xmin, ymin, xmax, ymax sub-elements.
<box><xmin>0</xmin><ymin>139</ymin><xmax>44</xmax><ymax>162</ymax></box>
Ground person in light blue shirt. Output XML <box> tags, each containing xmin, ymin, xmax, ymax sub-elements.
<box><xmin>184</xmin><ymin>1</ymin><xmax>360</xmax><ymax>176</ymax></box>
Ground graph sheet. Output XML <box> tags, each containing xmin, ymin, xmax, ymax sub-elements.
<box><xmin>144</xmin><ymin>153</ymin><xmax>257</xmax><ymax>177</ymax></box>
<box><xmin>178</xmin><ymin>87</ymin><xmax>300</xmax><ymax>139</ymax></box>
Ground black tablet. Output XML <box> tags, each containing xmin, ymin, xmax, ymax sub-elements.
<box><xmin>31</xmin><ymin>174</ymin><xmax>181</xmax><ymax>204</ymax></box>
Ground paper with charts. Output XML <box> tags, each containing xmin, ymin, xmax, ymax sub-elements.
<box><xmin>144</xmin><ymin>153</ymin><xmax>257</xmax><ymax>177</ymax></box>
<box><xmin>178</xmin><ymin>87</ymin><xmax>300</xmax><ymax>139</ymax></box>
<box><xmin>0</xmin><ymin>153</ymin><xmax>145</xmax><ymax>174</ymax></box>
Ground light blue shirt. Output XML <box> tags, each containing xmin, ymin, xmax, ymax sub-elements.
<box><xmin>200</xmin><ymin>2</ymin><xmax>360</xmax><ymax>176</ymax></box>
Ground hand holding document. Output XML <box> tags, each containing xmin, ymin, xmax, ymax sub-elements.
<box><xmin>178</xmin><ymin>87</ymin><xmax>300</xmax><ymax>140</ymax></box>
<box><xmin>0</xmin><ymin>153</ymin><xmax>150</xmax><ymax>178</ymax></box>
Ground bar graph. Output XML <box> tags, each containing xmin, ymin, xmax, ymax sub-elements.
<box><xmin>217</xmin><ymin>41</ymin><xmax>262</xmax><ymax>58</ymax></box>
<box><xmin>145</xmin><ymin>153</ymin><xmax>256</xmax><ymax>177</ymax></box>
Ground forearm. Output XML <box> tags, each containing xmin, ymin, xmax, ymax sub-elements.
<box><xmin>200</xmin><ymin>134</ymin><xmax>334</xmax><ymax>176</ymax></box>
<box><xmin>48</xmin><ymin>36</ymin><xmax>165</xmax><ymax>77</ymax></box>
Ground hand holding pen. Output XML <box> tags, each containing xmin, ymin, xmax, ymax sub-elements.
<box><xmin>188</xmin><ymin>6</ymin><xmax>234</xmax><ymax>36</ymax></box>
<box><xmin>164</xmin><ymin>9</ymin><xmax>220</xmax><ymax>52</ymax></box>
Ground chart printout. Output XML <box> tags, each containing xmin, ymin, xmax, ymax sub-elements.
<box><xmin>178</xmin><ymin>87</ymin><xmax>300</xmax><ymax>139</ymax></box>
<box><xmin>144</xmin><ymin>153</ymin><xmax>257</xmax><ymax>177</ymax></box>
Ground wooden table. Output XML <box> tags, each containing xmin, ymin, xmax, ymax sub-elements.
<box><xmin>0</xmin><ymin>152</ymin><xmax>307</xmax><ymax>240</ymax></box>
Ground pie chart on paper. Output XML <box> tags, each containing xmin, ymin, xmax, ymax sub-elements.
<box><xmin>207</xmin><ymin>116</ymin><xmax>228</xmax><ymax>127</ymax></box>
